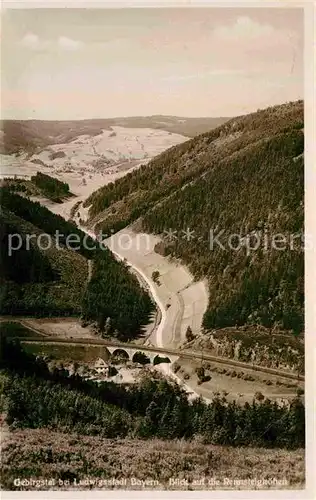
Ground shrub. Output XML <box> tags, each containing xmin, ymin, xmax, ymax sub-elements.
<box><xmin>153</xmin><ymin>355</ymin><xmax>171</xmax><ymax>365</ymax></box>
<box><xmin>185</xmin><ymin>326</ymin><xmax>195</xmax><ymax>342</ymax></box>
<box><xmin>151</xmin><ymin>271</ymin><xmax>160</xmax><ymax>285</ymax></box>
<box><xmin>196</xmin><ymin>366</ymin><xmax>205</xmax><ymax>379</ymax></box>
<box><xmin>255</xmin><ymin>391</ymin><xmax>265</xmax><ymax>402</ymax></box>
<box><xmin>108</xmin><ymin>366</ymin><xmax>118</xmax><ymax>377</ymax></box>
<box><xmin>173</xmin><ymin>362</ymin><xmax>181</xmax><ymax>373</ymax></box>
<box><xmin>195</xmin><ymin>366</ymin><xmax>211</xmax><ymax>383</ymax></box>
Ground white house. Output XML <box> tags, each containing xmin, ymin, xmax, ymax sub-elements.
<box><xmin>94</xmin><ymin>357</ymin><xmax>108</xmax><ymax>375</ymax></box>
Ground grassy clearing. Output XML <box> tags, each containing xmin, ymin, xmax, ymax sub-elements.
<box><xmin>1</xmin><ymin>428</ymin><xmax>304</xmax><ymax>491</ymax></box>
<box><xmin>173</xmin><ymin>358</ymin><xmax>303</xmax><ymax>404</ymax></box>
<box><xmin>0</xmin><ymin>322</ymin><xmax>45</xmax><ymax>339</ymax></box>
<box><xmin>20</xmin><ymin>342</ymin><xmax>111</xmax><ymax>363</ymax></box>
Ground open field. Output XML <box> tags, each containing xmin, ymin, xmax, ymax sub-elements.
<box><xmin>20</xmin><ymin>340</ymin><xmax>111</xmax><ymax>363</ymax></box>
<box><xmin>1</xmin><ymin>116</ymin><xmax>229</xmax><ymax>155</ymax></box>
<box><xmin>0</xmin><ymin>158</ymin><xmax>144</xmax><ymax>220</ymax></box>
<box><xmin>173</xmin><ymin>358</ymin><xmax>303</xmax><ymax>404</ymax></box>
<box><xmin>17</xmin><ymin>318</ymin><xmax>97</xmax><ymax>340</ymax></box>
<box><xmin>1</xmin><ymin>428</ymin><xmax>305</xmax><ymax>491</ymax></box>
<box><xmin>0</xmin><ymin>126</ymin><xmax>188</xmax><ymax>221</ymax></box>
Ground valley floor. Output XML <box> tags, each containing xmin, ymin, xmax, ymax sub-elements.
<box><xmin>1</xmin><ymin>428</ymin><xmax>305</xmax><ymax>491</ymax></box>
<box><xmin>107</xmin><ymin>227</ymin><xmax>209</xmax><ymax>347</ymax></box>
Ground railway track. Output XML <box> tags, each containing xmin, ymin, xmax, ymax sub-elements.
<box><xmin>15</xmin><ymin>334</ymin><xmax>304</xmax><ymax>382</ymax></box>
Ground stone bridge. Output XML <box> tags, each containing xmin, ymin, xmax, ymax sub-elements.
<box><xmin>104</xmin><ymin>345</ymin><xmax>178</xmax><ymax>365</ymax></box>
<box><xmin>17</xmin><ymin>335</ymin><xmax>179</xmax><ymax>366</ymax></box>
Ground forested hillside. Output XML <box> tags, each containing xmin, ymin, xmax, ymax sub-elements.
<box><xmin>85</xmin><ymin>101</ymin><xmax>304</xmax><ymax>335</ymax></box>
<box><xmin>30</xmin><ymin>172</ymin><xmax>71</xmax><ymax>202</ymax></box>
<box><xmin>0</xmin><ymin>189</ymin><xmax>153</xmax><ymax>338</ymax></box>
<box><xmin>81</xmin><ymin>252</ymin><xmax>153</xmax><ymax>340</ymax></box>
<box><xmin>0</xmin><ymin>206</ymin><xmax>88</xmax><ymax>316</ymax></box>
<box><xmin>2</xmin><ymin>173</ymin><xmax>72</xmax><ymax>203</ymax></box>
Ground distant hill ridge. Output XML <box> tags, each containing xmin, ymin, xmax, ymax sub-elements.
<box><xmin>0</xmin><ymin>116</ymin><xmax>229</xmax><ymax>155</ymax></box>
<box><xmin>84</xmin><ymin>100</ymin><xmax>304</xmax><ymax>335</ymax></box>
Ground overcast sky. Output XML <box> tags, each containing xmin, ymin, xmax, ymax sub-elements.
<box><xmin>2</xmin><ymin>8</ymin><xmax>303</xmax><ymax>120</ymax></box>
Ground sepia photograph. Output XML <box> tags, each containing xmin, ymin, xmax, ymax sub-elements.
<box><xmin>0</xmin><ymin>1</ymin><xmax>313</xmax><ymax>496</ymax></box>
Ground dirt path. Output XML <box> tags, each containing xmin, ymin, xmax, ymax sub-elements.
<box><xmin>17</xmin><ymin>319</ymin><xmax>50</xmax><ymax>337</ymax></box>
<box><xmin>0</xmin><ymin>414</ymin><xmax>10</xmax><ymax>465</ymax></box>
<box><xmin>87</xmin><ymin>259</ymin><xmax>93</xmax><ymax>282</ymax></box>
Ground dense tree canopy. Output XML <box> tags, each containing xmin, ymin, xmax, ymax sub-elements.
<box><xmin>31</xmin><ymin>171</ymin><xmax>70</xmax><ymax>201</ymax></box>
<box><xmin>81</xmin><ymin>250</ymin><xmax>154</xmax><ymax>340</ymax></box>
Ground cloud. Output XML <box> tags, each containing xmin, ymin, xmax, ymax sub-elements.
<box><xmin>19</xmin><ymin>33</ymin><xmax>83</xmax><ymax>51</ymax></box>
<box><xmin>58</xmin><ymin>36</ymin><xmax>83</xmax><ymax>51</ymax></box>
<box><xmin>20</xmin><ymin>32</ymin><xmax>41</xmax><ymax>49</ymax></box>
<box><xmin>212</xmin><ymin>16</ymin><xmax>295</xmax><ymax>48</ymax></box>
